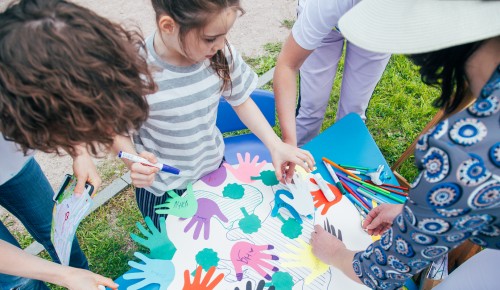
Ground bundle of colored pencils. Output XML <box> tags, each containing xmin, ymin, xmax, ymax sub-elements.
<box><xmin>322</xmin><ymin>157</ymin><xmax>408</xmax><ymax>217</ymax></box>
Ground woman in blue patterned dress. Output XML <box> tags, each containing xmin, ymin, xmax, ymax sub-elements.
<box><xmin>309</xmin><ymin>0</ymin><xmax>500</xmax><ymax>289</ymax></box>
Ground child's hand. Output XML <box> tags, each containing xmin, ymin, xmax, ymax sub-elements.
<box><xmin>129</xmin><ymin>151</ymin><xmax>159</xmax><ymax>188</ymax></box>
<box><xmin>269</xmin><ymin>141</ymin><xmax>315</xmax><ymax>183</ymax></box>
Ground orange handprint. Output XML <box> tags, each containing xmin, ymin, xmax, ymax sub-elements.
<box><xmin>183</xmin><ymin>266</ymin><xmax>224</xmax><ymax>290</ymax></box>
<box><xmin>309</xmin><ymin>178</ymin><xmax>342</xmax><ymax>215</ymax></box>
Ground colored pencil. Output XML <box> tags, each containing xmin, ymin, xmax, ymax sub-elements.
<box><xmin>366</xmin><ymin>180</ymin><xmax>409</xmax><ymax>192</ymax></box>
<box><xmin>377</xmin><ymin>185</ymin><xmax>409</xmax><ymax>197</ymax></box>
<box><xmin>341</xmin><ymin>180</ymin><xmax>371</xmax><ymax>210</ymax></box>
<box><xmin>322</xmin><ymin>157</ymin><xmax>361</xmax><ymax>180</ymax></box>
<box><xmin>338</xmin><ymin>164</ymin><xmax>372</xmax><ymax>171</ymax></box>
<box><xmin>349</xmin><ymin>177</ymin><xmax>406</xmax><ymax>203</ymax></box>
<box><xmin>356</xmin><ymin>187</ymin><xmax>387</xmax><ymax>204</ymax></box>
<box><xmin>344</xmin><ymin>192</ymin><xmax>369</xmax><ymax>214</ymax></box>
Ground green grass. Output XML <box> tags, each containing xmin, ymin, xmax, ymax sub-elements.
<box><xmin>245</xmin><ymin>43</ymin><xmax>439</xmax><ymax>181</ymax></box>
<box><xmin>6</xmin><ymin>40</ymin><xmax>439</xmax><ymax>289</ymax></box>
<box><xmin>281</xmin><ymin>19</ymin><xmax>295</xmax><ymax>29</ymax></box>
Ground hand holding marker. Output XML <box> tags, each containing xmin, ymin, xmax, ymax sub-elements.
<box><xmin>118</xmin><ymin>151</ymin><xmax>180</xmax><ymax>175</ymax></box>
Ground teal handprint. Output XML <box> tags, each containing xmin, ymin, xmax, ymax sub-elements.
<box><xmin>155</xmin><ymin>183</ymin><xmax>198</xmax><ymax>218</ymax></box>
<box><xmin>239</xmin><ymin>207</ymin><xmax>262</xmax><ymax>234</ymax></box>
<box><xmin>131</xmin><ymin>216</ymin><xmax>176</xmax><ymax>260</ymax></box>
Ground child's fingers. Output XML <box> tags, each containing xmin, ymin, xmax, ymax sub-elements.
<box><xmin>139</xmin><ymin>151</ymin><xmax>158</xmax><ymax>164</ymax></box>
<box><xmin>274</xmin><ymin>162</ymin><xmax>284</xmax><ymax>183</ymax></box>
<box><xmin>74</xmin><ymin>174</ymin><xmax>88</xmax><ymax>197</ymax></box>
<box><xmin>284</xmin><ymin>163</ymin><xmax>295</xmax><ymax>183</ymax></box>
<box><xmin>299</xmin><ymin>149</ymin><xmax>315</xmax><ymax>168</ymax></box>
<box><xmin>130</xmin><ymin>163</ymin><xmax>157</xmax><ymax>187</ymax></box>
<box><xmin>131</xmin><ymin>162</ymin><xmax>158</xmax><ymax>175</ymax></box>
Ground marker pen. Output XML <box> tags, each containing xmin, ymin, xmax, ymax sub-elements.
<box><xmin>323</xmin><ymin>161</ymin><xmax>348</xmax><ymax>196</ymax></box>
<box><xmin>118</xmin><ymin>151</ymin><xmax>180</xmax><ymax>175</ymax></box>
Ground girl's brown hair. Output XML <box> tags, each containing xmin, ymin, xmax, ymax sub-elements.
<box><xmin>0</xmin><ymin>0</ymin><xmax>156</xmax><ymax>156</ymax></box>
<box><xmin>151</xmin><ymin>0</ymin><xmax>244</xmax><ymax>92</ymax></box>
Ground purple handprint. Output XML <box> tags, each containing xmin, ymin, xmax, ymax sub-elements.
<box><xmin>223</xmin><ymin>153</ymin><xmax>267</xmax><ymax>183</ymax></box>
<box><xmin>200</xmin><ymin>166</ymin><xmax>227</xmax><ymax>187</ymax></box>
<box><xmin>180</xmin><ymin>198</ymin><xmax>228</xmax><ymax>240</ymax></box>
<box><xmin>230</xmin><ymin>241</ymin><xmax>279</xmax><ymax>281</ymax></box>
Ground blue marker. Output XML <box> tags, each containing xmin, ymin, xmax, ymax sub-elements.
<box><xmin>118</xmin><ymin>151</ymin><xmax>180</xmax><ymax>175</ymax></box>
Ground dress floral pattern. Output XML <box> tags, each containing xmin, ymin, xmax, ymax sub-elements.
<box><xmin>353</xmin><ymin>66</ymin><xmax>500</xmax><ymax>289</ymax></box>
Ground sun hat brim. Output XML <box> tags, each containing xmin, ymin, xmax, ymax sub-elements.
<box><xmin>338</xmin><ymin>0</ymin><xmax>500</xmax><ymax>54</ymax></box>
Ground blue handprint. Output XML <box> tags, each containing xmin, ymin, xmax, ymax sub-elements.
<box><xmin>124</xmin><ymin>252</ymin><xmax>175</xmax><ymax>290</ymax></box>
<box><xmin>271</xmin><ymin>190</ymin><xmax>302</xmax><ymax>224</ymax></box>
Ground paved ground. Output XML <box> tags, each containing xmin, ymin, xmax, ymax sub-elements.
<box><xmin>1</xmin><ymin>0</ymin><xmax>295</xmax><ymax>216</ymax></box>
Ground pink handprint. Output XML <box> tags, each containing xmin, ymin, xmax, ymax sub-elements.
<box><xmin>180</xmin><ymin>198</ymin><xmax>228</xmax><ymax>240</ymax></box>
<box><xmin>230</xmin><ymin>241</ymin><xmax>279</xmax><ymax>281</ymax></box>
<box><xmin>224</xmin><ymin>153</ymin><xmax>267</xmax><ymax>183</ymax></box>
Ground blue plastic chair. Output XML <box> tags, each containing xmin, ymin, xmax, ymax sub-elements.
<box><xmin>216</xmin><ymin>89</ymin><xmax>275</xmax><ymax>164</ymax></box>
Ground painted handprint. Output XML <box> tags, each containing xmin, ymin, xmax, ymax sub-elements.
<box><xmin>271</xmin><ymin>190</ymin><xmax>302</xmax><ymax>224</ymax></box>
<box><xmin>123</xmin><ymin>252</ymin><xmax>175</xmax><ymax>290</ymax></box>
<box><xmin>155</xmin><ymin>183</ymin><xmax>198</xmax><ymax>218</ymax></box>
<box><xmin>310</xmin><ymin>178</ymin><xmax>342</xmax><ymax>215</ymax></box>
<box><xmin>180</xmin><ymin>198</ymin><xmax>228</xmax><ymax>240</ymax></box>
<box><xmin>234</xmin><ymin>280</ymin><xmax>276</xmax><ymax>290</ymax></box>
<box><xmin>231</xmin><ymin>241</ymin><xmax>279</xmax><ymax>281</ymax></box>
<box><xmin>281</xmin><ymin>173</ymin><xmax>314</xmax><ymax>217</ymax></box>
<box><xmin>224</xmin><ymin>152</ymin><xmax>267</xmax><ymax>183</ymax></box>
<box><xmin>200</xmin><ymin>166</ymin><xmax>227</xmax><ymax>187</ymax></box>
<box><xmin>130</xmin><ymin>216</ymin><xmax>176</xmax><ymax>260</ymax></box>
<box><xmin>183</xmin><ymin>266</ymin><xmax>224</xmax><ymax>290</ymax></box>
<box><xmin>281</xmin><ymin>239</ymin><xmax>329</xmax><ymax>285</ymax></box>
<box><xmin>324</xmin><ymin>218</ymin><xmax>343</xmax><ymax>241</ymax></box>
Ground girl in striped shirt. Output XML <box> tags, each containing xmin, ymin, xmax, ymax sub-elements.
<box><xmin>113</xmin><ymin>0</ymin><xmax>315</xmax><ymax>228</ymax></box>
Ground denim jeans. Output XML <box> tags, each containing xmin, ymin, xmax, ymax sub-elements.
<box><xmin>0</xmin><ymin>158</ymin><xmax>88</xmax><ymax>289</ymax></box>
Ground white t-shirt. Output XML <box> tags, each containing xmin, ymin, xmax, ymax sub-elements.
<box><xmin>0</xmin><ymin>136</ymin><xmax>33</xmax><ymax>186</ymax></box>
<box><xmin>292</xmin><ymin>0</ymin><xmax>360</xmax><ymax>50</ymax></box>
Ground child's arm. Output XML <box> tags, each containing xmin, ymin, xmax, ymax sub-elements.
<box><xmin>71</xmin><ymin>144</ymin><xmax>101</xmax><ymax>195</ymax></box>
<box><xmin>232</xmin><ymin>98</ymin><xmax>315</xmax><ymax>183</ymax></box>
<box><xmin>0</xmin><ymin>240</ymin><xmax>118</xmax><ymax>290</ymax></box>
<box><xmin>112</xmin><ymin>135</ymin><xmax>159</xmax><ymax>187</ymax></box>
<box><xmin>273</xmin><ymin>34</ymin><xmax>313</xmax><ymax>147</ymax></box>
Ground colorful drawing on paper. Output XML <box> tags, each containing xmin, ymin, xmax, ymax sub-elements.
<box><xmin>125</xmin><ymin>152</ymin><xmax>373</xmax><ymax>289</ymax></box>
<box><xmin>50</xmin><ymin>175</ymin><xmax>93</xmax><ymax>266</ymax></box>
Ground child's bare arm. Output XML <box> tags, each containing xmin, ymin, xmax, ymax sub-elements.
<box><xmin>232</xmin><ymin>98</ymin><xmax>315</xmax><ymax>183</ymax></box>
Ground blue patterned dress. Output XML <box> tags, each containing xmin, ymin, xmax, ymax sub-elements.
<box><xmin>352</xmin><ymin>66</ymin><xmax>500</xmax><ymax>289</ymax></box>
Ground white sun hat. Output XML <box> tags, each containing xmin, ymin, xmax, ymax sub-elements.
<box><xmin>338</xmin><ymin>0</ymin><xmax>500</xmax><ymax>54</ymax></box>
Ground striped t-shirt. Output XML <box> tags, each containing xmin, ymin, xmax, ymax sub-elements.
<box><xmin>133</xmin><ymin>34</ymin><xmax>257</xmax><ymax>196</ymax></box>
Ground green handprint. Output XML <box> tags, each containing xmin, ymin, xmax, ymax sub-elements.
<box><xmin>130</xmin><ymin>216</ymin><xmax>177</xmax><ymax>260</ymax></box>
<box><xmin>251</xmin><ymin>170</ymin><xmax>279</xmax><ymax>186</ymax></box>
<box><xmin>239</xmin><ymin>207</ymin><xmax>262</xmax><ymax>234</ymax></box>
<box><xmin>281</xmin><ymin>239</ymin><xmax>329</xmax><ymax>285</ymax></box>
<box><xmin>155</xmin><ymin>183</ymin><xmax>198</xmax><ymax>218</ymax></box>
